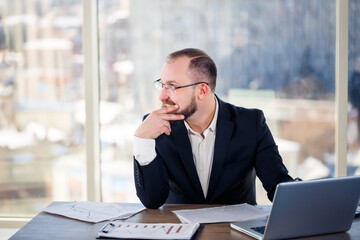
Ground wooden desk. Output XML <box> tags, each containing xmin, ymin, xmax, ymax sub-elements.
<box><xmin>9</xmin><ymin>202</ymin><xmax>360</xmax><ymax>240</ymax></box>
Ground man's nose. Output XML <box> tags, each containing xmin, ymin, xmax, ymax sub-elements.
<box><xmin>159</xmin><ymin>87</ymin><xmax>170</xmax><ymax>101</ymax></box>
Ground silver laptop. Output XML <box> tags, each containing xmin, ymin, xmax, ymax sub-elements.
<box><xmin>231</xmin><ymin>176</ymin><xmax>360</xmax><ymax>240</ymax></box>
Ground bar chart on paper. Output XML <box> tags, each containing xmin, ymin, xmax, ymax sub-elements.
<box><xmin>97</xmin><ymin>222</ymin><xmax>200</xmax><ymax>239</ymax></box>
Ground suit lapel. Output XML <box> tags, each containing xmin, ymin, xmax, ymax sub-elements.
<box><xmin>171</xmin><ymin>122</ymin><xmax>205</xmax><ymax>199</ymax></box>
<box><xmin>207</xmin><ymin>98</ymin><xmax>234</xmax><ymax>200</ymax></box>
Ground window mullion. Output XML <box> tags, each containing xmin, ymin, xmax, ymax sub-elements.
<box><xmin>335</xmin><ymin>0</ymin><xmax>349</xmax><ymax>177</ymax></box>
<box><xmin>83</xmin><ymin>0</ymin><xmax>101</xmax><ymax>201</ymax></box>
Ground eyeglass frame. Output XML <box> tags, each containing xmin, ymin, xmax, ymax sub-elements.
<box><xmin>154</xmin><ymin>79</ymin><xmax>209</xmax><ymax>94</ymax></box>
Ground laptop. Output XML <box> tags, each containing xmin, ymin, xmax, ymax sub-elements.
<box><xmin>231</xmin><ymin>176</ymin><xmax>360</xmax><ymax>240</ymax></box>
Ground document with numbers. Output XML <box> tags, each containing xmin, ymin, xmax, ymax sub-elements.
<box><xmin>97</xmin><ymin>222</ymin><xmax>201</xmax><ymax>240</ymax></box>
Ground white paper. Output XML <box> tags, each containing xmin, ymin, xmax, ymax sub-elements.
<box><xmin>172</xmin><ymin>203</ymin><xmax>269</xmax><ymax>224</ymax></box>
<box><xmin>43</xmin><ymin>201</ymin><xmax>145</xmax><ymax>223</ymax></box>
<box><xmin>97</xmin><ymin>222</ymin><xmax>200</xmax><ymax>240</ymax></box>
<box><xmin>255</xmin><ymin>204</ymin><xmax>272</xmax><ymax>213</ymax></box>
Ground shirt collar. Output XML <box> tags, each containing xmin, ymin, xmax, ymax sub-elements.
<box><xmin>184</xmin><ymin>97</ymin><xmax>219</xmax><ymax>136</ymax></box>
<box><xmin>208</xmin><ymin>97</ymin><xmax>219</xmax><ymax>132</ymax></box>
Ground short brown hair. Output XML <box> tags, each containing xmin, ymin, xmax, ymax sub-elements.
<box><xmin>166</xmin><ymin>48</ymin><xmax>217</xmax><ymax>92</ymax></box>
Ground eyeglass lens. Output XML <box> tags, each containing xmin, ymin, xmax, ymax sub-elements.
<box><xmin>154</xmin><ymin>80</ymin><xmax>176</xmax><ymax>94</ymax></box>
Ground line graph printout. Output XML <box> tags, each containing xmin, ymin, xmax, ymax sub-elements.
<box><xmin>97</xmin><ymin>222</ymin><xmax>200</xmax><ymax>239</ymax></box>
<box><xmin>42</xmin><ymin>202</ymin><xmax>145</xmax><ymax>223</ymax></box>
<box><xmin>172</xmin><ymin>203</ymin><xmax>269</xmax><ymax>224</ymax></box>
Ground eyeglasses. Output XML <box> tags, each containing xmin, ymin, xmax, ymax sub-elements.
<box><xmin>154</xmin><ymin>79</ymin><xmax>209</xmax><ymax>95</ymax></box>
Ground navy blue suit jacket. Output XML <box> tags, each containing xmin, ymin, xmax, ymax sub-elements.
<box><xmin>134</xmin><ymin>97</ymin><xmax>293</xmax><ymax>209</ymax></box>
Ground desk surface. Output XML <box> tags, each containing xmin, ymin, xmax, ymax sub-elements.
<box><xmin>9</xmin><ymin>202</ymin><xmax>360</xmax><ymax>240</ymax></box>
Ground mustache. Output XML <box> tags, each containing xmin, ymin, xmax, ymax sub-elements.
<box><xmin>162</xmin><ymin>100</ymin><xmax>176</xmax><ymax>107</ymax></box>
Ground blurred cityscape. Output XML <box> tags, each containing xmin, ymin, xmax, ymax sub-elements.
<box><xmin>0</xmin><ymin>0</ymin><xmax>360</xmax><ymax>216</ymax></box>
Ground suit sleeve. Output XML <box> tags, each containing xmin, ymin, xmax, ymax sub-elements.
<box><xmin>133</xmin><ymin>154</ymin><xmax>170</xmax><ymax>209</ymax></box>
<box><xmin>254</xmin><ymin>110</ymin><xmax>294</xmax><ymax>201</ymax></box>
<box><xmin>133</xmin><ymin>113</ymin><xmax>171</xmax><ymax>209</ymax></box>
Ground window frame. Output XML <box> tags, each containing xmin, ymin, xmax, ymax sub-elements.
<box><xmin>335</xmin><ymin>0</ymin><xmax>349</xmax><ymax>177</ymax></box>
<box><xmin>83</xmin><ymin>0</ymin><xmax>101</xmax><ymax>202</ymax></box>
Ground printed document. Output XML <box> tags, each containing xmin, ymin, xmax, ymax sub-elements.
<box><xmin>43</xmin><ymin>201</ymin><xmax>145</xmax><ymax>223</ymax></box>
<box><xmin>172</xmin><ymin>203</ymin><xmax>268</xmax><ymax>223</ymax></box>
<box><xmin>97</xmin><ymin>221</ymin><xmax>200</xmax><ymax>240</ymax></box>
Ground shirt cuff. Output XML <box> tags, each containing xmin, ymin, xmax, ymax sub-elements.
<box><xmin>133</xmin><ymin>136</ymin><xmax>156</xmax><ymax>166</ymax></box>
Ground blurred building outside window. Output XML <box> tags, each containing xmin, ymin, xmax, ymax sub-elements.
<box><xmin>0</xmin><ymin>0</ymin><xmax>359</xmax><ymax>218</ymax></box>
<box><xmin>0</xmin><ymin>0</ymin><xmax>85</xmax><ymax>217</ymax></box>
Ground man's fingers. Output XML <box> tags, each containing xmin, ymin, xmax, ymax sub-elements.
<box><xmin>158</xmin><ymin>104</ymin><xmax>180</xmax><ymax>114</ymax></box>
<box><xmin>162</xmin><ymin>126</ymin><xmax>171</xmax><ymax>136</ymax></box>
<box><xmin>154</xmin><ymin>104</ymin><xmax>184</xmax><ymax>121</ymax></box>
<box><xmin>135</xmin><ymin>105</ymin><xmax>184</xmax><ymax>139</ymax></box>
<box><xmin>158</xmin><ymin>121</ymin><xmax>171</xmax><ymax>136</ymax></box>
<box><xmin>162</xmin><ymin>113</ymin><xmax>185</xmax><ymax>121</ymax></box>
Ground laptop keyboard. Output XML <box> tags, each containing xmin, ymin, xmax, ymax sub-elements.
<box><xmin>251</xmin><ymin>226</ymin><xmax>266</xmax><ymax>234</ymax></box>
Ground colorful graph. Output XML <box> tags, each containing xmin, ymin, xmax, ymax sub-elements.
<box><xmin>98</xmin><ymin>222</ymin><xmax>199</xmax><ymax>239</ymax></box>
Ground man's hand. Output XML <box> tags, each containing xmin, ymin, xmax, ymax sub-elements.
<box><xmin>134</xmin><ymin>105</ymin><xmax>185</xmax><ymax>139</ymax></box>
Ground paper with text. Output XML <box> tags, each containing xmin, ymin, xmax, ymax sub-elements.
<box><xmin>172</xmin><ymin>203</ymin><xmax>269</xmax><ymax>223</ymax></box>
<box><xmin>97</xmin><ymin>222</ymin><xmax>200</xmax><ymax>239</ymax></box>
<box><xmin>43</xmin><ymin>201</ymin><xmax>145</xmax><ymax>223</ymax></box>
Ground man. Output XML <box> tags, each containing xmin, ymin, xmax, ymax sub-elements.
<box><xmin>133</xmin><ymin>48</ymin><xmax>293</xmax><ymax>209</ymax></box>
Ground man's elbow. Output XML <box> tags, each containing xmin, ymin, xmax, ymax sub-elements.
<box><xmin>137</xmin><ymin>191</ymin><xmax>168</xmax><ymax>209</ymax></box>
<box><xmin>143</xmin><ymin>202</ymin><xmax>162</xmax><ymax>209</ymax></box>
<box><xmin>140</xmin><ymin>198</ymin><xmax>164</xmax><ymax>209</ymax></box>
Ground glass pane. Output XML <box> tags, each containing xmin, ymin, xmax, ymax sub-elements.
<box><xmin>98</xmin><ymin>0</ymin><xmax>138</xmax><ymax>203</ymax></box>
<box><xmin>348</xmin><ymin>0</ymin><xmax>360</xmax><ymax>176</ymax></box>
<box><xmin>0</xmin><ymin>0</ymin><xmax>85</xmax><ymax>217</ymax></box>
<box><xmin>99</xmin><ymin>0</ymin><xmax>336</xmax><ymax>205</ymax></box>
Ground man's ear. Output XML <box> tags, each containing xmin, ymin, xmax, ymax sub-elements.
<box><xmin>198</xmin><ymin>83</ymin><xmax>209</xmax><ymax>100</ymax></box>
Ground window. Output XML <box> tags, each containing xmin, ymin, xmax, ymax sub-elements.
<box><xmin>348</xmin><ymin>0</ymin><xmax>360</xmax><ymax>176</ymax></box>
<box><xmin>98</xmin><ymin>0</ymin><xmax>338</xmax><ymax>205</ymax></box>
<box><xmin>0</xmin><ymin>0</ymin><xmax>85</xmax><ymax>217</ymax></box>
<box><xmin>0</xmin><ymin>0</ymin><xmax>356</xmax><ymax>220</ymax></box>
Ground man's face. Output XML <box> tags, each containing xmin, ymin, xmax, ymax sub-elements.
<box><xmin>159</xmin><ymin>57</ymin><xmax>198</xmax><ymax>120</ymax></box>
<box><xmin>162</xmin><ymin>94</ymin><xmax>197</xmax><ymax>120</ymax></box>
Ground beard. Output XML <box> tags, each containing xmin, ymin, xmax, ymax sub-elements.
<box><xmin>162</xmin><ymin>94</ymin><xmax>197</xmax><ymax>122</ymax></box>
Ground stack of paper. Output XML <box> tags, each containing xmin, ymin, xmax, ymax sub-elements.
<box><xmin>172</xmin><ymin>203</ymin><xmax>269</xmax><ymax>223</ymax></box>
<box><xmin>43</xmin><ymin>201</ymin><xmax>145</xmax><ymax>223</ymax></box>
<box><xmin>97</xmin><ymin>222</ymin><xmax>200</xmax><ymax>240</ymax></box>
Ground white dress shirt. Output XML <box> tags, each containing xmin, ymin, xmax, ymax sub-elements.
<box><xmin>133</xmin><ymin>98</ymin><xmax>219</xmax><ymax>198</ymax></box>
